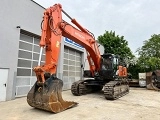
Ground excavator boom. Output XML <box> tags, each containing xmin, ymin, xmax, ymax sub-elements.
<box><xmin>27</xmin><ymin>3</ymin><xmax>101</xmax><ymax>113</ymax></box>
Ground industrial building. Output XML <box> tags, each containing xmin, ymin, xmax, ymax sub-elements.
<box><xmin>0</xmin><ymin>0</ymin><xmax>104</xmax><ymax>101</ymax></box>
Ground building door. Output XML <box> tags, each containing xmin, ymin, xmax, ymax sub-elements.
<box><xmin>63</xmin><ymin>46</ymin><xmax>82</xmax><ymax>90</ymax></box>
<box><xmin>0</xmin><ymin>69</ymin><xmax>8</xmax><ymax>101</ymax></box>
<box><xmin>16</xmin><ymin>31</ymin><xmax>44</xmax><ymax>97</ymax></box>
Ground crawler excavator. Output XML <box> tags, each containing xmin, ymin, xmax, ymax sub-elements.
<box><xmin>27</xmin><ymin>3</ymin><xmax>129</xmax><ymax>113</ymax></box>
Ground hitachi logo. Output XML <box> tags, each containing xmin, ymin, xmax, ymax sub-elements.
<box><xmin>75</xmin><ymin>32</ymin><xmax>85</xmax><ymax>39</ymax></box>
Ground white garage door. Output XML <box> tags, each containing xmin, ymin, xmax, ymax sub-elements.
<box><xmin>16</xmin><ymin>32</ymin><xmax>45</xmax><ymax>97</ymax></box>
<box><xmin>63</xmin><ymin>46</ymin><xmax>82</xmax><ymax>90</ymax></box>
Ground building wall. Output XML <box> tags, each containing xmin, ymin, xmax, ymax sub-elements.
<box><xmin>0</xmin><ymin>0</ymin><xmax>44</xmax><ymax>100</ymax></box>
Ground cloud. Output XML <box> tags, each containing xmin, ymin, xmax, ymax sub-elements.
<box><xmin>33</xmin><ymin>0</ymin><xmax>160</xmax><ymax>54</ymax></box>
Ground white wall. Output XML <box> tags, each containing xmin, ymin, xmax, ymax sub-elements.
<box><xmin>0</xmin><ymin>0</ymin><xmax>44</xmax><ymax>100</ymax></box>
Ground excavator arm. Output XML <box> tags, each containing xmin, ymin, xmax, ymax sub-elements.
<box><xmin>27</xmin><ymin>3</ymin><xmax>101</xmax><ymax>113</ymax></box>
<box><xmin>35</xmin><ymin>4</ymin><xmax>101</xmax><ymax>84</ymax></box>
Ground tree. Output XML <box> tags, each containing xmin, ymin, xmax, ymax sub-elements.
<box><xmin>137</xmin><ymin>34</ymin><xmax>160</xmax><ymax>72</ymax></box>
<box><xmin>97</xmin><ymin>30</ymin><xmax>134</xmax><ymax>61</ymax></box>
<box><xmin>127</xmin><ymin>63</ymin><xmax>140</xmax><ymax>79</ymax></box>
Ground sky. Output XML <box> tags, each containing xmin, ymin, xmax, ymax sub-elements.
<box><xmin>33</xmin><ymin>0</ymin><xmax>160</xmax><ymax>55</ymax></box>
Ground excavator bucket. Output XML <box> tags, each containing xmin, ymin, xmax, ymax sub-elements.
<box><xmin>27</xmin><ymin>76</ymin><xmax>78</xmax><ymax>113</ymax></box>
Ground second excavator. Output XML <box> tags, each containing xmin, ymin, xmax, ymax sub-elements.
<box><xmin>27</xmin><ymin>3</ymin><xmax>129</xmax><ymax>113</ymax></box>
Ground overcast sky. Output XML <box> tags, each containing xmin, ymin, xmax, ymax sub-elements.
<box><xmin>33</xmin><ymin>0</ymin><xmax>160</xmax><ymax>54</ymax></box>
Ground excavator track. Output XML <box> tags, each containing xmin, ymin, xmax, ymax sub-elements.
<box><xmin>104</xmin><ymin>80</ymin><xmax>129</xmax><ymax>100</ymax></box>
<box><xmin>71</xmin><ymin>80</ymin><xmax>104</xmax><ymax>96</ymax></box>
<box><xmin>71</xmin><ymin>80</ymin><xmax>88</xmax><ymax>96</ymax></box>
<box><xmin>71</xmin><ymin>79</ymin><xmax>129</xmax><ymax>100</ymax></box>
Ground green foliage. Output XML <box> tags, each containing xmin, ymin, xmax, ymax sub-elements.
<box><xmin>97</xmin><ymin>31</ymin><xmax>134</xmax><ymax>59</ymax></box>
<box><xmin>127</xmin><ymin>64</ymin><xmax>140</xmax><ymax>79</ymax></box>
<box><xmin>137</xmin><ymin>34</ymin><xmax>160</xmax><ymax>72</ymax></box>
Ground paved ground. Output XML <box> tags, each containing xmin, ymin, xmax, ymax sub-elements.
<box><xmin>0</xmin><ymin>88</ymin><xmax>160</xmax><ymax>120</ymax></box>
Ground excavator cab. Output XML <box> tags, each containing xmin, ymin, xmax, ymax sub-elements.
<box><xmin>83</xmin><ymin>53</ymin><xmax>127</xmax><ymax>79</ymax></box>
<box><xmin>99</xmin><ymin>53</ymin><xmax>120</xmax><ymax>80</ymax></box>
<box><xmin>83</xmin><ymin>53</ymin><xmax>128</xmax><ymax>82</ymax></box>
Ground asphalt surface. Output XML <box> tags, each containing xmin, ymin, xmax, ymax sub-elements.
<box><xmin>0</xmin><ymin>88</ymin><xmax>160</xmax><ymax>120</ymax></box>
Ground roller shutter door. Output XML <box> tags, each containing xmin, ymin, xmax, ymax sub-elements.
<box><xmin>63</xmin><ymin>46</ymin><xmax>82</xmax><ymax>90</ymax></box>
<box><xmin>16</xmin><ymin>32</ymin><xmax>45</xmax><ymax>97</ymax></box>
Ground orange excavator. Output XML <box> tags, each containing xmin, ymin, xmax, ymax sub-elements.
<box><xmin>27</xmin><ymin>3</ymin><xmax>129</xmax><ymax>113</ymax></box>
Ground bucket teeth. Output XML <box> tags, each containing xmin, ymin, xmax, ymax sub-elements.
<box><xmin>27</xmin><ymin>78</ymin><xmax>78</xmax><ymax>113</ymax></box>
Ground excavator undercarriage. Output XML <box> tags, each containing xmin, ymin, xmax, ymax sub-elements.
<box><xmin>71</xmin><ymin>78</ymin><xmax>129</xmax><ymax>100</ymax></box>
